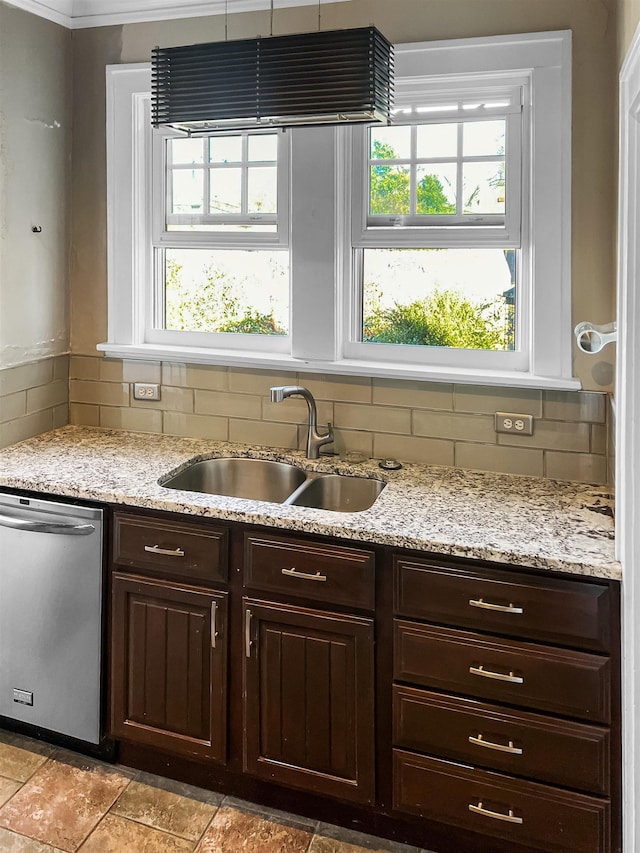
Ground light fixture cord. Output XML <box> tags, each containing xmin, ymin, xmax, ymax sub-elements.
<box><xmin>225</xmin><ymin>0</ymin><xmax>228</xmax><ymax>40</ymax></box>
<box><xmin>318</xmin><ymin>0</ymin><xmax>321</xmax><ymax>31</ymax></box>
<box><xmin>270</xmin><ymin>0</ymin><xmax>274</xmax><ymax>36</ymax></box>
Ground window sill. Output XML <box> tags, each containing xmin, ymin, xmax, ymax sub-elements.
<box><xmin>97</xmin><ymin>342</ymin><xmax>582</xmax><ymax>391</ymax></box>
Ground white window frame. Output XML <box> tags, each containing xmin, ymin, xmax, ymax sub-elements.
<box><xmin>101</xmin><ymin>31</ymin><xmax>579</xmax><ymax>390</ymax></box>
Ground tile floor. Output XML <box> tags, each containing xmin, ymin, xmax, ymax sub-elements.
<box><xmin>0</xmin><ymin>729</ymin><xmax>429</xmax><ymax>853</ymax></box>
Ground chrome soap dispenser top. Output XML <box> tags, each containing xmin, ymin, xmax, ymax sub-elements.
<box><xmin>269</xmin><ymin>385</ymin><xmax>334</xmax><ymax>459</ymax></box>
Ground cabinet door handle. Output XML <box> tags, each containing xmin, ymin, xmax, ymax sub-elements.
<box><xmin>211</xmin><ymin>601</ymin><xmax>218</xmax><ymax>649</ymax></box>
<box><xmin>245</xmin><ymin>609</ymin><xmax>252</xmax><ymax>658</ymax></box>
<box><xmin>281</xmin><ymin>567</ymin><xmax>327</xmax><ymax>582</ymax></box>
<box><xmin>144</xmin><ymin>544</ymin><xmax>185</xmax><ymax>557</ymax></box>
<box><xmin>469</xmin><ymin>664</ymin><xmax>524</xmax><ymax>684</ymax></box>
<box><xmin>469</xmin><ymin>734</ymin><xmax>523</xmax><ymax>755</ymax></box>
<box><xmin>469</xmin><ymin>801</ymin><xmax>523</xmax><ymax>825</ymax></box>
<box><xmin>469</xmin><ymin>598</ymin><xmax>523</xmax><ymax>615</ymax></box>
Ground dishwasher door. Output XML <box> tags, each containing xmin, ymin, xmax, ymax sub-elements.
<box><xmin>0</xmin><ymin>494</ymin><xmax>104</xmax><ymax>744</ymax></box>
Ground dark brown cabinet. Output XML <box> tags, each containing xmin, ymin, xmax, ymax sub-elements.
<box><xmin>111</xmin><ymin>573</ymin><xmax>228</xmax><ymax>762</ymax></box>
<box><xmin>242</xmin><ymin>598</ymin><xmax>375</xmax><ymax>804</ymax></box>
<box><xmin>107</xmin><ymin>509</ymin><xmax>620</xmax><ymax>853</ymax></box>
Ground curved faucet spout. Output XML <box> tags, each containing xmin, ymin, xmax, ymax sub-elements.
<box><xmin>269</xmin><ymin>386</ymin><xmax>334</xmax><ymax>459</ymax></box>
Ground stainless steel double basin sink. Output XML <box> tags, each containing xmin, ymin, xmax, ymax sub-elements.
<box><xmin>160</xmin><ymin>457</ymin><xmax>385</xmax><ymax>513</ymax></box>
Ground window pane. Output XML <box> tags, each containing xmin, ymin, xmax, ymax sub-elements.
<box><xmin>462</xmin><ymin>161</ymin><xmax>505</xmax><ymax>214</ymax></box>
<box><xmin>171</xmin><ymin>170</ymin><xmax>203</xmax><ymax>214</ymax></box>
<box><xmin>170</xmin><ymin>138</ymin><xmax>204</xmax><ymax>165</ymax></box>
<box><xmin>369</xmin><ymin>165</ymin><xmax>410</xmax><ymax>215</ymax></box>
<box><xmin>248</xmin><ymin>134</ymin><xmax>278</xmax><ymax>162</ymax></box>
<box><xmin>164</xmin><ymin>249</ymin><xmax>289</xmax><ymax>336</ymax></box>
<box><xmin>248</xmin><ymin>166</ymin><xmax>277</xmax><ymax>213</ymax></box>
<box><xmin>361</xmin><ymin>248</ymin><xmax>516</xmax><ymax>351</ymax></box>
<box><xmin>416</xmin><ymin>165</ymin><xmax>457</xmax><ymax>214</ymax></box>
<box><xmin>463</xmin><ymin>120</ymin><xmax>505</xmax><ymax>156</ymax></box>
<box><xmin>416</xmin><ymin>123</ymin><xmax>458</xmax><ymax>159</ymax></box>
<box><xmin>209</xmin><ymin>135</ymin><xmax>242</xmax><ymax>163</ymax></box>
<box><xmin>209</xmin><ymin>168</ymin><xmax>242</xmax><ymax>214</ymax></box>
<box><xmin>370</xmin><ymin>127</ymin><xmax>411</xmax><ymax>160</ymax></box>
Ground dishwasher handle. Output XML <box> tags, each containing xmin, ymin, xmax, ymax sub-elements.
<box><xmin>0</xmin><ymin>512</ymin><xmax>96</xmax><ymax>536</ymax></box>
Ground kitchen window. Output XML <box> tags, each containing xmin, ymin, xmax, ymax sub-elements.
<box><xmin>102</xmin><ymin>32</ymin><xmax>576</xmax><ymax>389</ymax></box>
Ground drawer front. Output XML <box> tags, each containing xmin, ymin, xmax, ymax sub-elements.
<box><xmin>393</xmin><ymin>685</ymin><xmax>610</xmax><ymax>795</ymax></box>
<box><xmin>394</xmin><ymin>620</ymin><xmax>611</xmax><ymax>723</ymax></box>
<box><xmin>113</xmin><ymin>512</ymin><xmax>228</xmax><ymax>583</ymax></box>
<box><xmin>394</xmin><ymin>557</ymin><xmax>612</xmax><ymax>652</ymax></box>
<box><xmin>393</xmin><ymin>750</ymin><xmax>610</xmax><ymax>853</ymax></box>
<box><xmin>244</xmin><ymin>532</ymin><xmax>375</xmax><ymax>610</ymax></box>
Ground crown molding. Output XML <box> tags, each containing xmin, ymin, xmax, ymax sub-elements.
<box><xmin>2</xmin><ymin>0</ymin><xmax>351</xmax><ymax>29</ymax></box>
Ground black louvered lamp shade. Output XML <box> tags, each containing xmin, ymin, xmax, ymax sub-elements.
<box><xmin>152</xmin><ymin>26</ymin><xmax>394</xmax><ymax>131</ymax></box>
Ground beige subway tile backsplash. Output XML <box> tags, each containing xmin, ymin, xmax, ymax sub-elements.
<box><xmin>195</xmin><ymin>389</ymin><xmax>262</xmax><ymax>420</ymax></box>
<box><xmin>373</xmin><ymin>378</ymin><xmax>453</xmax><ymax>410</ymax></box>
<box><xmin>302</xmin><ymin>373</ymin><xmax>372</xmax><ymax>404</ymax></box>
<box><xmin>26</xmin><ymin>379</ymin><xmax>68</xmax><ymax>414</ymax></box>
<box><xmin>230</xmin><ymin>418</ymin><xmax>298</xmax><ymax>449</ymax></box>
<box><xmin>0</xmin><ymin>391</ymin><xmax>26</xmax><ymax>424</ymax></box>
<box><xmin>454</xmin><ymin>385</ymin><xmax>543</xmax><ymax>417</ymax></box>
<box><xmin>100</xmin><ymin>406</ymin><xmax>163</xmax><ymax>433</ymax></box>
<box><xmin>497</xmin><ymin>420</ymin><xmax>591</xmax><ymax>453</ymax></box>
<box><xmin>335</xmin><ymin>403</ymin><xmax>411</xmax><ymax>435</ymax></box>
<box><xmin>163</xmin><ymin>412</ymin><xmax>228</xmax><ymax>441</ymax></box>
<box><xmin>70</xmin><ymin>379</ymin><xmax>129</xmax><ymax>407</ymax></box>
<box><xmin>0</xmin><ymin>410</ymin><xmax>54</xmax><ymax>449</ymax></box>
<box><xmin>543</xmin><ymin>390</ymin><xmax>606</xmax><ymax>423</ymax></box>
<box><xmin>374</xmin><ymin>433</ymin><xmax>454</xmax><ymax>466</ymax></box>
<box><xmin>413</xmin><ymin>410</ymin><xmax>496</xmax><ymax>443</ymax></box>
<box><xmin>456</xmin><ymin>443</ymin><xmax>544</xmax><ymax>478</ymax></box>
<box><xmin>0</xmin><ymin>359</ymin><xmax>53</xmax><ymax>397</ymax></box>
<box><xmin>60</xmin><ymin>355</ymin><xmax>610</xmax><ymax>485</ymax></box>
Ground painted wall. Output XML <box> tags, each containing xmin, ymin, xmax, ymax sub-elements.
<box><xmin>618</xmin><ymin>0</ymin><xmax>640</xmax><ymax>59</ymax></box>
<box><xmin>70</xmin><ymin>0</ymin><xmax>618</xmax><ymax>393</ymax></box>
<box><xmin>0</xmin><ymin>3</ymin><xmax>72</xmax><ymax>367</ymax></box>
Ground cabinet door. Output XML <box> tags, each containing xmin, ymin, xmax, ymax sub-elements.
<box><xmin>243</xmin><ymin>598</ymin><xmax>375</xmax><ymax>804</ymax></box>
<box><xmin>111</xmin><ymin>573</ymin><xmax>227</xmax><ymax>762</ymax></box>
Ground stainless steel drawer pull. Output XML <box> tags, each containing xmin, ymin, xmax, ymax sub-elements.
<box><xmin>469</xmin><ymin>598</ymin><xmax>524</xmax><ymax>615</ymax></box>
<box><xmin>469</xmin><ymin>665</ymin><xmax>524</xmax><ymax>684</ymax></box>
<box><xmin>469</xmin><ymin>801</ymin><xmax>523</xmax><ymax>825</ymax></box>
<box><xmin>469</xmin><ymin>734</ymin><xmax>523</xmax><ymax>755</ymax></box>
<box><xmin>144</xmin><ymin>544</ymin><xmax>185</xmax><ymax>557</ymax></box>
<box><xmin>211</xmin><ymin>601</ymin><xmax>218</xmax><ymax>649</ymax></box>
<box><xmin>281</xmin><ymin>567</ymin><xmax>327</xmax><ymax>582</ymax></box>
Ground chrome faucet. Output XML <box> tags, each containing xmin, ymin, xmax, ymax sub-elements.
<box><xmin>269</xmin><ymin>385</ymin><xmax>334</xmax><ymax>459</ymax></box>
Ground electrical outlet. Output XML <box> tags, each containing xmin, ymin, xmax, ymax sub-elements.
<box><xmin>494</xmin><ymin>412</ymin><xmax>534</xmax><ymax>436</ymax></box>
<box><xmin>133</xmin><ymin>383</ymin><xmax>161</xmax><ymax>402</ymax></box>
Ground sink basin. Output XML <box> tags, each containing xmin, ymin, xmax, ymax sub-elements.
<box><xmin>288</xmin><ymin>474</ymin><xmax>385</xmax><ymax>513</ymax></box>
<box><xmin>161</xmin><ymin>457</ymin><xmax>306</xmax><ymax>503</ymax></box>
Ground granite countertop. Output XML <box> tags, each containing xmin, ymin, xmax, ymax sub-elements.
<box><xmin>0</xmin><ymin>425</ymin><xmax>619</xmax><ymax>580</ymax></box>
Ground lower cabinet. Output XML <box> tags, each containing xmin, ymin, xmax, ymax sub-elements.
<box><xmin>107</xmin><ymin>510</ymin><xmax>620</xmax><ymax>853</ymax></box>
<box><xmin>242</xmin><ymin>598</ymin><xmax>375</xmax><ymax>804</ymax></box>
<box><xmin>110</xmin><ymin>573</ymin><xmax>228</xmax><ymax>762</ymax></box>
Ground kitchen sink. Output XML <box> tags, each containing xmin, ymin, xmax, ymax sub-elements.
<box><xmin>160</xmin><ymin>457</ymin><xmax>307</xmax><ymax>503</ymax></box>
<box><xmin>287</xmin><ymin>474</ymin><xmax>385</xmax><ymax>512</ymax></box>
<box><xmin>160</xmin><ymin>456</ymin><xmax>385</xmax><ymax>512</ymax></box>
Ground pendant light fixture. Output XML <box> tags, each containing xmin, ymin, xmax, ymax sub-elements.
<box><xmin>151</xmin><ymin>0</ymin><xmax>394</xmax><ymax>132</ymax></box>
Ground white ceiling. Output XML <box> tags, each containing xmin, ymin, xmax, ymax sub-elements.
<box><xmin>3</xmin><ymin>0</ymin><xmax>351</xmax><ymax>29</ymax></box>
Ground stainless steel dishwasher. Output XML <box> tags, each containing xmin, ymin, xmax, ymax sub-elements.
<box><xmin>0</xmin><ymin>493</ymin><xmax>103</xmax><ymax>744</ymax></box>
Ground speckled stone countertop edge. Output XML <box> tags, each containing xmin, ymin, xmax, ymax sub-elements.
<box><xmin>0</xmin><ymin>426</ymin><xmax>621</xmax><ymax>582</ymax></box>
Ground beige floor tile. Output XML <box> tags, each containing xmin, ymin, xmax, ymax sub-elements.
<box><xmin>77</xmin><ymin>814</ymin><xmax>194</xmax><ymax>852</ymax></box>
<box><xmin>0</xmin><ymin>776</ymin><xmax>22</xmax><ymax>807</ymax></box>
<box><xmin>308</xmin><ymin>839</ymin><xmax>398</xmax><ymax>853</ymax></box>
<box><xmin>312</xmin><ymin>824</ymin><xmax>421</xmax><ymax>853</ymax></box>
<box><xmin>112</xmin><ymin>779</ymin><xmax>217</xmax><ymax>841</ymax></box>
<box><xmin>0</xmin><ymin>756</ymin><xmax>130</xmax><ymax>852</ymax></box>
<box><xmin>195</xmin><ymin>804</ymin><xmax>312</xmax><ymax>853</ymax></box>
<box><xmin>0</xmin><ymin>742</ymin><xmax>49</xmax><ymax>784</ymax></box>
<box><xmin>0</xmin><ymin>826</ymin><xmax>65</xmax><ymax>852</ymax></box>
